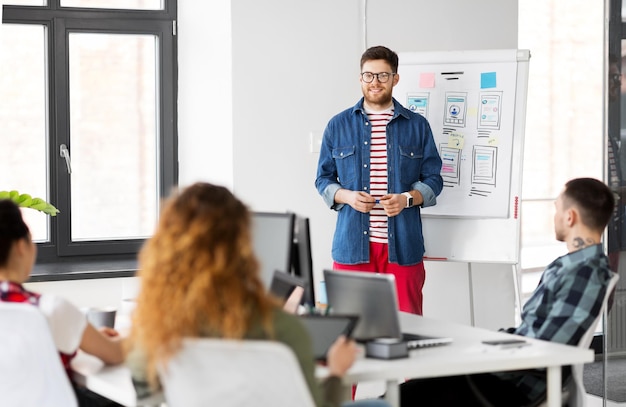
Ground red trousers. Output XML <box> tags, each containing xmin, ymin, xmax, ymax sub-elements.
<box><xmin>334</xmin><ymin>242</ymin><xmax>426</xmax><ymax>399</ymax></box>
<box><xmin>333</xmin><ymin>242</ymin><xmax>425</xmax><ymax>315</ymax></box>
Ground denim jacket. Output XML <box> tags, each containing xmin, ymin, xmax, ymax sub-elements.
<box><xmin>315</xmin><ymin>97</ymin><xmax>443</xmax><ymax>266</ymax></box>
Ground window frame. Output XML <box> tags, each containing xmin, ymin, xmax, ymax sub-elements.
<box><xmin>2</xmin><ymin>1</ymin><xmax>177</xmax><ymax>265</ymax></box>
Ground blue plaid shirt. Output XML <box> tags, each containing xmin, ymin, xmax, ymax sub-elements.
<box><xmin>497</xmin><ymin>244</ymin><xmax>614</xmax><ymax>402</ymax></box>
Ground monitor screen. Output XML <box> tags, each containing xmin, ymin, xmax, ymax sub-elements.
<box><xmin>251</xmin><ymin>212</ymin><xmax>295</xmax><ymax>288</ymax></box>
<box><xmin>292</xmin><ymin>216</ymin><xmax>315</xmax><ymax>305</ymax></box>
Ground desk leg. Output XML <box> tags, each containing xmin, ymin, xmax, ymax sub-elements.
<box><xmin>545</xmin><ymin>366</ymin><xmax>561</xmax><ymax>407</ymax></box>
<box><xmin>384</xmin><ymin>380</ymin><xmax>399</xmax><ymax>407</ymax></box>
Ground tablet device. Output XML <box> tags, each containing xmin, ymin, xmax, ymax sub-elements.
<box><xmin>298</xmin><ymin>314</ymin><xmax>359</xmax><ymax>361</ymax></box>
<box><xmin>270</xmin><ymin>270</ymin><xmax>306</xmax><ymax>303</ymax></box>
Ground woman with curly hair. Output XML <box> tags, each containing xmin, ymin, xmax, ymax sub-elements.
<box><xmin>125</xmin><ymin>182</ymin><xmax>374</xmax><ymax>407</ymax></box>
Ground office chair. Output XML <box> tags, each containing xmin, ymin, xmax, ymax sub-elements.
<box><xmin>467</xmin><ymin>273</ymin><xmax>619</xmax><ymax>407</ymax></box>
<box><xmin>532</xmin><ymin>273</ymin><xmax>620</xmax><ymax>407</ymax></box>
<box><xmin>563</xmin><ymin>273</ymin><xmax>620</xmax><ymax>407</ymax></box>
<box><xmin>159</xmin><ymin>338</ymin><xmax>316</xmax><ymax>407</ymax></box>
<box><xmin>0</xmin><ymin>301</ymin><xmax>78</xmax><ymax>407</ymax></box>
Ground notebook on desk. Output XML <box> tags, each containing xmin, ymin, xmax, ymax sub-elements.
<box><xmin>323</xmin><ymin>269</ymin><xmax>453</xmax><ymax>350</ymax></box>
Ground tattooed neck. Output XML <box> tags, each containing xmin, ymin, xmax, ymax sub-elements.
<box><xmin>572</xmin><ymin>237</ymin><xmax>597</xmax><ymax>249</ymax></box>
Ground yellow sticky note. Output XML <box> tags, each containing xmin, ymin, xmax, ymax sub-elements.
<box><xmin>487</xmin><ymin>137</ymin><xmax>498</xmax><ymax>146</ymax></box>
<box><xmin>447</xmin><ymin>132</ymin><xmax>464</xmax><ymax>149</ymax></box>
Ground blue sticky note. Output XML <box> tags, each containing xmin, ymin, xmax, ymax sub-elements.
<box><xmin>481</xmin><ymin>72</ymin><xmax>497</xmax><ymax>89</ymax></box>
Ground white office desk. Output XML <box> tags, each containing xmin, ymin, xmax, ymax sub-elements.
<box><xmin>316</xmin><ymin>312</ymin><xmax>594</xmax><ymax>407</ymax></box>
<box><xmin>71</xmin><ymin>352</ymin><xmax>164</xmax><ymax>407</ymax></box>
<box><xmin>72</xmin><ymin>312</ymin><xmax>593</xmax><ymax>407</ymax></box>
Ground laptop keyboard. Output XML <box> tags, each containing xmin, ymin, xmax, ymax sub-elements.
<box><xmin>402</xmin><ymin>333</ymin><xmax>452</xmax><ymax>349</ymax></box>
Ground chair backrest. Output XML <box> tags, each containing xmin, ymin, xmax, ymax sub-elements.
<box><xmin>159</xmin><ymin>338</ymin><xmax>316</xmax><ymax>407</ymax></box>
<box><xmin>567</xmin><ymin>273</ymin><xmax>620</xmax><ymax>407</ymax></box>
<box><xmin>533</xmin><ymin>273</ymin><xmax>620</xmax><ymax>407</ymax></box>
<box><xmin>0</xmin><ymin>301</ymin><xmax>78</xmax><ymax>407</ymax></box>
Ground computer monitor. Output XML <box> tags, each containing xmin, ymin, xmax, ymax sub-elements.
<box><xmin>292</xmin><ymin>215</ymin><xmax>315</xmax><ymax>305</ymax></box>
<box><xmin>251</xmin><ymin>212</ymin><xmax>295</xmax><ymax>288</ymax></box>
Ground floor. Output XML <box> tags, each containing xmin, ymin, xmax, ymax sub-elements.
<box><xmin>354</xmin><ymin>382</ymin><xmax>623</xmax><ymax>405</ymax></box>
<box><xmin>586</xmin><ymin>393</ymin><xmax>624</xmax><ymax>406</ymax></box>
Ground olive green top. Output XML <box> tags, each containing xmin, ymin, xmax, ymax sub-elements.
<box><xmin>126</xmin><ymin>308</ymin><xmax>346</xmax><ymax>407</ymax></box>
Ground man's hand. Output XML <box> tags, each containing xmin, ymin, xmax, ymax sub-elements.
<box><xmin>335</xmin><ymin>189</ymin><xmax>376</xmax><ymax>213</ymax></box>
<box><xmin>378</xmin><ymin>194</ymin><xmax>404</xmax><ymax>217</ymax></box>
<box><xmin>379</xmin><ymin>191</ymin><xmax>424</xmax><ymax>216</ymax></box>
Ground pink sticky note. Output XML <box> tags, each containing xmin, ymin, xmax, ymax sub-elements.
<box><xmin>419</xmin><ymin>72</ymin><xmax>435</xmax><ymax>88</ymax></box>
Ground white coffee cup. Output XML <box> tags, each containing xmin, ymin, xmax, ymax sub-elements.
<box><xmin>86</xmin><ymin>307</ymin><xmax>117</xmax><ymax>329</ymax></box>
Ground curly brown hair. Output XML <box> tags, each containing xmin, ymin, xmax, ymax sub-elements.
<box><xmin>129</xmin><ymin>182</ymin><xmax>279</xmax><ymax>386</ymax></box>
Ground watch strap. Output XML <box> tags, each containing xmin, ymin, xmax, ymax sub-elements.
<box><xmin>402</xmin><ymin>192</ymin><xmax>413</xmax><ymax>208</ymax></box>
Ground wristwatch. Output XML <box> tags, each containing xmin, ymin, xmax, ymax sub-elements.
<box><xmin>402</xmin><ymin>192</ymin><xmax>413</xmax><ymax>208</ymax></box>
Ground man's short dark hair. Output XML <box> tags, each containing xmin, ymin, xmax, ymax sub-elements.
<box><xmin>360</xmin><ymin>46</ymin><xmax>399</xmax><ymax>73</ymax></box>
<box><xmin>563</xmin><ymin>178</ymin><xmax>615</xmax><ymax>231</ymax></box>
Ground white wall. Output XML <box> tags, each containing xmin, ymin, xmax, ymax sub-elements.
<box><xmin>177</xmin><ymin>0</ymin><xmax>234</xmax><ymax>189</ymax></box>
<box><xmin>25</xmin><ymin>277</ymin><xmax>140</xmax><ymax>309</ymax></box>
<box><xmin>35</xmin><ymin>1</ymin><xmax>520</xmax><ymax>327</ymax></box>
<box><xmin>226</xmin><ymin>0</ymin><xmax>517</xmax><ymax>289</ymax></box>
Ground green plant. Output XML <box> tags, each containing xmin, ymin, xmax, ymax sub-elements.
<box><xmin>0</xmin><ymin>190</ymin><xmax>60</xmax><ymax>216</ymax></box>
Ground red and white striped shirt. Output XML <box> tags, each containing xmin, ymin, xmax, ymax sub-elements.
<box><xmin>366</xmin><ymin>107</ymin><xmax>393</xmax><ymax>243</ymax></box>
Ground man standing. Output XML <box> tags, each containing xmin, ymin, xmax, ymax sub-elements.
<box><xmin>315</xmin><ymin>46</ymin><xmax>443</xmax><ymax>315</ymax></box>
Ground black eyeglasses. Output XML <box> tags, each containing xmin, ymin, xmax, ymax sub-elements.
<box><xmin>610</xmin><ymin>73</ymin><xmax>621</xmax><ymax>84</ymax></box>
<box><xmin>361</xmin><ymin>72</ymin><xmax>395</xmax><ymax>83</ymax></box>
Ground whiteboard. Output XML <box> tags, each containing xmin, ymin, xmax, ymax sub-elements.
<box><xmin>394</xmin><ymin>49</ymin><xmax>529</xmax><ymax>263</ymax></box>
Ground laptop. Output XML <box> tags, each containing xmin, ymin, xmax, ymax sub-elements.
<box><xmin>298</xmin><ymin>314</ymin><xmax>359</xmax><ymax>361</ymax></box>
<box><xmin>323</xmin><ymin>269</ymin><xmax>453</xmax><ymax>349</ymax></box>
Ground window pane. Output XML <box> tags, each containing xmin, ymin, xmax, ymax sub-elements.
<box><xmin>0</xmin><ymin>24</ymin><xmax>49</xmax><ymax>242</ymax></box>
<box><xmin>68</xmin><ymin>33</ymin><xmax>158</xmax><ymax>241</ymax></box>
<box><xmin>520</xmin><ymin>199</ymin><xmax>566</xmax><ymax>270</ymax></box>
<box><xmin>3</xmin><ymin>0</ymin><xmax>46</xmax><ymax>5</ymax></box>
<box><xmin>519</xmin><ymin>0</ymin><xmax>603</xmax><ymax>268</ymax></box>
<box><xmin>61</xmin><ymin>0</ymin><xmax>163</xmax><ymax>10</ymax></box>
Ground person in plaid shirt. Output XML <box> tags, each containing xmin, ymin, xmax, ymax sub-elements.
<box><xmin>0</xmin><ymin>199</ymin><xmax>125</xmax><ymax>406</ymax></box>
<box><xmin>399</xmin><ymin>177</ymin><xmax>616</xmax><ymax>406</ymax></box>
